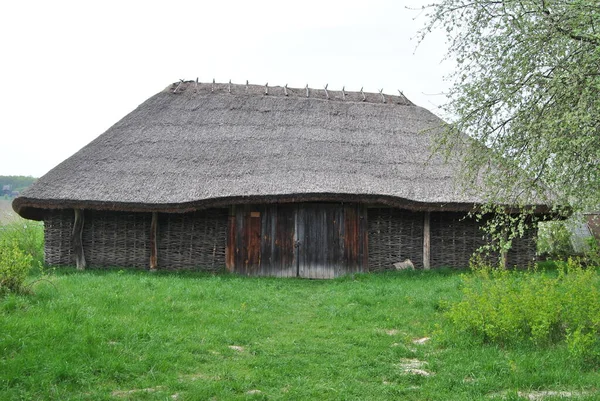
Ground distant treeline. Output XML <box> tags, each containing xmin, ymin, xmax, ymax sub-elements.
<box><xmin>1</xmin><ymin>175</ymin><xmax>37</xmax><ymax>194</ymax></box>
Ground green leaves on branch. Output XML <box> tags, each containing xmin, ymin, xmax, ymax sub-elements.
<box><xmin>421</xmin><ymin>0</ymin><xmax>600</xmax><ymax>210</ymax></box>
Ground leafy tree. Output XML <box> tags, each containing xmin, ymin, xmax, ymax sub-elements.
<box><xmin>420</xmin><ymin>0</ymin><xmax>600</xmax><ymax>212</ymax></box>
<box><xmin>0</xmin><ymin>176</ymin><xmax>36</xmax><ymax>194</ymax></box>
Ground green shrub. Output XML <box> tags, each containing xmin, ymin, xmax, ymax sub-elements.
<box><xmin>537</xmin><ymin>221</ymin><xmax>574</xmax><ymax>259</ymax></box>
<box><xmin>0</xmin><ymin>239</ymin><xmax>33</xmax><ymax>294</ymax></box>
<box><xmin>0</xmin><ymin>219</ymin><xmax>44</xmax><ymax>294</ymax></box>
<box><xmin>585</xmin><ymin>236</ymin><xmax>600</xmax><ymax>267</ymax></box>
<box><xmin>446</xmin><ymin>258</ymin><xmax>600</xmax><ymax>364</ymax></box>
<box><xmin>0</xmin><ymin>220</ymin><xmax>44</xmax><ymax>267</ymax></box>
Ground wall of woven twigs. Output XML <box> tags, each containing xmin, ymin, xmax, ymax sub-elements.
<box><xmin>44</xmin><ymin>207</ymin><xmax>536</xmax><ymax>271</ymax></box>
<box><xmin>367</xmin><ymin>208</ymin><xmax>425</xmax><ymax>270</ymax></box>
<box><xmin>44</xmin><ymin>209</ymin><xmax>228</xmax><ymax>270</ymax></box>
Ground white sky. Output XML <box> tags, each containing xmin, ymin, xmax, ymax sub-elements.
<box><xmin>0</xmin><ymin>0</ymin><xmax>453</xmax><ymax>178</ymax></box>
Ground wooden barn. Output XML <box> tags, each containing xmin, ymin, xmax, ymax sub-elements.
<box><xmin>13</xmin><ymin>81</ymin><xmax>547</xmax><ymax>278</ymax></box>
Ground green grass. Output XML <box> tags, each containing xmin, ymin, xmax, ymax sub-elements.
<box><xmin>1</xmin><ymin>268</ymin><xmax>599</xmax><ymax>400</ymax></box>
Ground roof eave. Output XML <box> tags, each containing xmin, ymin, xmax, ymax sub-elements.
<box><xmin>13</xmin><ymin>194</ymin><xmax>554</xmax><ymax>221</ymax></box>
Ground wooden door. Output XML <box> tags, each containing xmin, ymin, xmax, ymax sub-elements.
<box><xmin>296</xmin><ymin>203</ymin><xmax>367</xmax><ymax>278</ymax></box>
<box><xmin>227</xmin><ymin>205</ymin><xmax>296</xmax><ymax>276</ymax></box>
<box><xmin>227</xmin><ymin>203</ymin><xmax>367</xmax><ymax>278</ymax></box>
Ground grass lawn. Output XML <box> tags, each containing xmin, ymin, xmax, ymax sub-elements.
<box><xmin>1</xmin><ymin>268</ymin><xmax>599</xmax><ymax>400</ymax></box>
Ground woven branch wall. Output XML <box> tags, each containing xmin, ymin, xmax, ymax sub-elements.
<box><xmin>430</xmin><ymin>212</ymin><xmax>538</xmax><ymax>268</ymax></box>
<box><xmin>43</xmin><ymin>209</ymin><xmax>228</xmax><ymax>270</ymax></box>
<box><xmin>368</xmin><ymin>209</ymin><xmax>537</xmax><ymax>270</ymax></box>
<box><xmin>430</xmin><ymin>212</ymin><xmax>487</xmax><ymax>268</ymax></box>
<box><xmin>44</xmin><ymin>209</ymin><xmax>74</xmax><ymax>266</ymax></box>
<box><xmin>368</xmin><ymin>208</ymin><xmax>424</xmax><ymax>270</ymax></box>
<box><xmin>82</xmin><ymin>210</ymin><xmax>152</xmax><ymax>268</ymax></box>
<box><xmin>157</xmin><ymin>209</ymin><xmax>227</xmax><ymax>271</ymax></box>
<box><xmin>507</xmin><ymin>226</ymin><xmax>537</xmax><ymax>268</ymax></box>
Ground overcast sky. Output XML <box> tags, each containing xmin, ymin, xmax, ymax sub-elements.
<box><xmin>0</xmin><ymin>0</ymin><xmax>453</xmax><ymax>178</ymax></box>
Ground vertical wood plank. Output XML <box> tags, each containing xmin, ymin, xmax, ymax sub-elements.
<box><xmin>343</xmin><ymin>206</ymin><xmax>351</xmax><ymax>275</ymax></box>
<box><xmin>276</xmin><ymin>205</ymin><xmax>295</xmax><ymax>277</ymax></box>
<box><xmin>296</xmin><ymin>206</ymin><xmax>304</xmax><ymax>277</ymax></box>
<box><xmin>423</xmin><ymin>211</ymin><xmax>431</xmax><ymax>270</ymax></box>
<box><xmin>226</xmin><ymin>206</ymin><xmax>236</xmax><ymax>272</ymax></box>
<box><xmin>245</xmin><ymin>209</ymin><xmax>262</xmax><ymax>273</ymax></box>
<box><xmin>260</xmin><ymin>206</ymin><xmax>270</xmax><ymax>275</ymax></box>
<box><xmin>72</xmin><ymin>209</ymin><xmax>86</xmax><ymax>270</ymax></box>
<box><xmin>268</xmin><ymin>206</ymin><xmax>277</xmax><ymax>277</ymax></box>
<box><xmin>361</xmin><ymin>204</ymin><xmax>369</xmax><ymax>272</ymax></box>
<box><xmin>336</xmin><ymin>206</ymin><xmax>344</xmax><ymax>277</ymax></box>
<box><xmin>149</xmin><ymin>212</ymin><xmax>158</xmax><ymax>271</ymax></box>
<box><xmin>235</xmin><ymin>206</ymin><xmax>244</xmax><ymax>273</ymax></box>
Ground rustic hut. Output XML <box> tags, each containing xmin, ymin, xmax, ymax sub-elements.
<box><xmin>13</xmin><ymin>81</ymin><xmax>546</xmax><ymax>277</ymax></box>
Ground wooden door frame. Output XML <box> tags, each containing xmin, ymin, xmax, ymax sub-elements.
<box><xmin>227</xmin><ymin>202</ymin><xmax>367</xmax><ymax>278</ymax></box>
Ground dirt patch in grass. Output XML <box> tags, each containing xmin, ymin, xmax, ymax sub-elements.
<box><xmin>398</xmin><ymin>358</ymin><xmax>434</xmax><ymax>376</ymax></box>
<box><xmin>111</xmin><ymin>386</ymin><xmax>166</xmax><ymax>397</ymax></box>
<box><xmin>489</xmin><ymin>389</ymin><xmax>596</xmax><ymax>400</ymax></box>
<box><xmin>179</xmin><ymin>373</ymin><xmax>219</xmax><ymax>382</ymax></box>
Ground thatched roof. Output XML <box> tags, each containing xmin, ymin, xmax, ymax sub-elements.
<box><xmin>14</xmin><ymin>81</ymin><xmax>548</xmax><ymax>220</ymax></box>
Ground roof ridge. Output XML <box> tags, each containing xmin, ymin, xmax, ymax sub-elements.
<box><xmin>167</xmin><ymin>80</ymin><xmax>414</xmax><ymax>106</ymax></box>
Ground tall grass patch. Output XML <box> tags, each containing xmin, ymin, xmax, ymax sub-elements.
<box><xmin>446</xmin><ymin>259</ymin><xmax>600</xmax><ymax>364</ymax></box>
<box><xmin>0</xmin><ymin>219</ymin><xmax>44</xmax><ymax>294</ymax></box>
<box><xmin>0</xmin><ymin>219</ymin><xmax>44</xmax><ymax>266</ymax></box>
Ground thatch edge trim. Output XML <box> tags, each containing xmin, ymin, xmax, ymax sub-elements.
<box><xmin>168</xmin><ymin>81</ymin><xmax>415</xmax><ymax>106</ymax></box>
<box><xmin>13</xmin><ymin>193</ymin><xmax>552</xmax><ymax>221</ymax></box>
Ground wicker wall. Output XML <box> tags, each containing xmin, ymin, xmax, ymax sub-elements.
<box><xmin>44</xmin><ymin>209</ymin><xmax>74</xmax><ymax>266</ymax></box>
<box><xmin>82</xmin><ymin>210</ymin><xmax>152</xmax><ymax>268</ymax></box>
<box><xmin>507</xmin><ymin>227</ymin><xmax>537</xmax><ymax>268</ymax></box>
<box><xmin>368</xmin><ymin>208</ymin><xmax>424</xmax><ymax>270</ymax></box>
<box><xmin>43</xmin><ymin>209</ymin><xmax>228</xmax><ymax>270</ymax></box>
<box><xmin>368</xmin><ymin>209</ymin><xmax>538</xmax><ymax>269</ymax></box>
<box><xmin>431</xmin><ymin>212</ymin><xmax>537</xmax><ymax>268</ymax></box>
<box><xmin>430</xmin><ymin>212</ymin><xmax>487</xmax><ymax>268</ymax></box>
<box><xmin>157</xmin><ymin>210</ymin><xmax>227</xmax><ymax>271</ymax></box>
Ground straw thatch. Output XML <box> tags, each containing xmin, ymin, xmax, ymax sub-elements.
<box><xmin>14</xmin><ymin>81</ymin><xmax>545</xmax><ymax>220</ymax></box>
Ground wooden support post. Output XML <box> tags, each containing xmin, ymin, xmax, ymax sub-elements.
<box><xmin>72</xmin><ymin>209</ymin><xmax>86</xmax><ymax>270</ymax></box>
<box><xmin>423</xmin><ymin>211</ymin><xmax>431</xmax><ymax>270</ymax></box>
<box><xmin>500</xmin><ymin>230</ymin><xmax>509</xmax><ymax>269</ymax></box>
<box><xmin>149</xmin><ymin>212</ymin><xmax>158</xmax><ymax>271</ymax></box>
<box><xmin>501</xmin><ymin>250</ymin><xmax>508</xmax><ymax>269</ymax></box>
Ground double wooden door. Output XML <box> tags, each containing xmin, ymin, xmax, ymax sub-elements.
<box><xmin>227</xmin><ymin>203</ymin><xmax>367</xmax><ymax>278</ymax></box>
